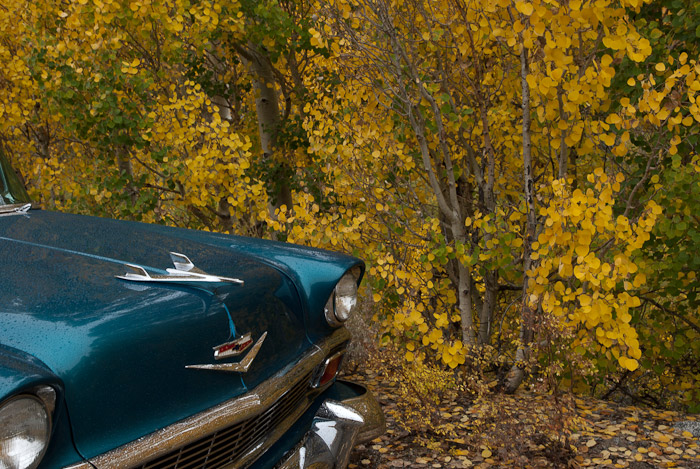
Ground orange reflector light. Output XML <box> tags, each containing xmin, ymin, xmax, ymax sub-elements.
<box><xmin>312</xmin><ymin>351</ymin><xmax>345</xmax><ymax>388</ymax></box>
<box><xmin>319</xmin><ymin>355</ymin><xmax>342</xmax><ymax>386</ymax></box>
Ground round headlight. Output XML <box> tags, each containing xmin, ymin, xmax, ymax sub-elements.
<box><xmin>0</xmin><ymin>395</ymin><xmax>51</xmax><ymax>469</ymax></box>
<box><xmin>324</xmin><ymin>268</ymin><xmax>361</xmax><ymax>327</ymax></box>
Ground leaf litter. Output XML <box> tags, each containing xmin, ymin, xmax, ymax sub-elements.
<box><xmin>345</xmin><ymin>369</ymin><xmax>700</xmax><ymax>468</ymax></box>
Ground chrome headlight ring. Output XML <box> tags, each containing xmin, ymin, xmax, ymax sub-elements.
<box><xmin>324</xmin><ymin>267</ymin><xmax>361</xmax><ymax>327</ymax></box>
<box><xmin>0</xmin><ymin>387</ymin><xmax>54</xmax><ymax>469</ymax></box>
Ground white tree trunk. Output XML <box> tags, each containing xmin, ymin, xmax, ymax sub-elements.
<box><xmin>505</xmin><ymin>43</ymin><xmax>536</xmax><ymax>393</ymax></box>
<box><xmin>238</xmin><ymin>46</ymin><xmax>293</xmax><ymax>211</ymax></box>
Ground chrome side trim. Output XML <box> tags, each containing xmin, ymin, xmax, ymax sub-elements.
<box><xmin>64</xmin><ymin>328</ymin><xmax>351</xmax><ymax>469</ymax></box>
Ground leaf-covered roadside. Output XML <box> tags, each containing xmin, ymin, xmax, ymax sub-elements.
<box><xmin>345</xmin><ymin>366</ymin><xmax>700</xmax><ymax>468</ymax></box>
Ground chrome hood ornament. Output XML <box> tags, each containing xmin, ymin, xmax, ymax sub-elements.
<box><xmin>0</xmin><ymin>203</ymin><xmax>32</xmax><ymax>217</ymax></box>
<box><xmin>187</xmin><ymin>332</ymin><xmax>267</xmax><ymax>373</ymax></box>
<box><xmin>117</xmin><ymin>252</ymin><xmax>244</xmax><ymax>285</ymax></box>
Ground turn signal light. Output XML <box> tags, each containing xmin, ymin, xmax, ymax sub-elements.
<box><xmin>311</xmin><ymin>351</ymin><xmax>345</xmax><ymax>388</ymax></box>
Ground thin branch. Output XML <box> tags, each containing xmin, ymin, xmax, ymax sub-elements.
<box><xmin>640</xmin><ymin>295</ymin><xmax>700</xmax><ymax>335</ymax></box>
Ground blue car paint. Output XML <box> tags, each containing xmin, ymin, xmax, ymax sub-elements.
<box><xmin>203</xmin><ymin>234</ymin><xmax>365</xmax><ymax>343</ymax></box>
<box><xmin>0</xmin><ymin>209</ymin><xmax>364</xmax><ymax>464</ymax></box>
<box><xmin>0</xmin><ymin>344</ymin><xmax>59</xmax><ymax>399</ymax></box>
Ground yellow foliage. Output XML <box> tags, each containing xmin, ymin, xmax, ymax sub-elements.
<box><xmin>530</xmin><ymin>172</ymin><xmax>658</xmax><ymax>369</ymax></box>
<box><xmin>2</xmin><ymin>0</ymin><xmax>693</xmax><ymax>405</ymax></box>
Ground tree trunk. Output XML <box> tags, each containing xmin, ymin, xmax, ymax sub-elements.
<box><xmin>505</xmin><ymin>43</ymin><xmax>537</xmax><ymax>393</ymax></box>
<box><xmin>476</xmin><ymin>104</ymin><xmax>499</xmax><ymax>346</ymax></box>
<box><xmin>409</xmin><ymin>105</ymin><xmax>477</xmax><ymax>346</ymax></box>
<box><xmin>457</xmin><ymin>250</ymin><xmax>477</xmax><ymax>346</ymax></box>
<box><xmin>238</xmin><ymin>45</ymin><xmax>293</xmax><ymax>212</ymax></box>
<box><xmin>116</xmin><ymin>146</ymin><xmax>138</xmax><ymax>206</ymax></box>
<box><xmin>478</xmin><ymin>271</ymin><xmax>498</xmax><ymax>345</ymax></box>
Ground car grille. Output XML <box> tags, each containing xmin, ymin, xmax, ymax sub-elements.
<box><xmin>138</xmin><ymin>371</ymin><xmax>313</xmax><ymax>469</ymax></box>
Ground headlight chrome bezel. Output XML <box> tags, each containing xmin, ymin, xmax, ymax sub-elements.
<box><xmin>0</xmin><ymin>388</ymin><xmax>54</xmax><ymax>469</ymax></box>
<box><xmin>324</xmin><ymin>267</ymin><xmax>361</xmax><ymax>327</ymax></box>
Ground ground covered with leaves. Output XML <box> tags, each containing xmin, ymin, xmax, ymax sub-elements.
<box><xmin>345</xmin><ymin>369</ymin><xmax>700</xmax><ymax>468</ymax></box>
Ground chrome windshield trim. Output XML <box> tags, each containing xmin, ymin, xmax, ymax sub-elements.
<box><xmin>64</xmin><ymin>328</ymin><xmax>351</xmax><ymax>469</ymax></box>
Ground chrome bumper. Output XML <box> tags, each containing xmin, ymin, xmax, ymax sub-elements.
<box><xmin>278</xmin><ymin>384</ymin><xmax>385</xmax><ymax>469</ymax></box>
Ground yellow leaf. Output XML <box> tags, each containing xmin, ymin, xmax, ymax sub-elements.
<box><xmin>575</xmin><ymin>244</ymin><xmax>589</xmax><ymax>257</ymax></box>
<box><xmin>516</xmin><ymin>1</ymin><xmax>534</xmax><ymax>16</ymax></box>
<box><xmin>601</xmin><ymin>133</ymin><xmax>616</xmax><ymax>146</ymax></box>
<box><xmin>619</xmin><ymin>356</ymin><xmax>639</xmax><ymax>371</ymax></box>
<box><xmin>534</xmin><ymin>21</ymin><xmax>545</xmax><ymax>36</ymax></box>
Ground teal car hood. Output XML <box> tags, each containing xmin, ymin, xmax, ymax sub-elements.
<box><xmin>0</xmin><ymin>210</ymin><xmax>360</xmax><ymax>460</ymax></box>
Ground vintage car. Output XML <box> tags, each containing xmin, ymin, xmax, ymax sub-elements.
<box><xmin>0</xmin><ymin>151</ymin><xmax>384</xmax><ymax>469</ymax></box>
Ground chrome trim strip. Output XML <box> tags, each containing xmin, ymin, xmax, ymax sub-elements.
<box><xmin>186</xmin><ymin>332</ymin><xmax>267</xmax><ymax>372</ymax></box>
<box><xmin>35</xmin><ymin>385</ymin><xmax>57</xmax><ymax>416</ymax></box>
<box><xmin>64</xmin><ymin>328</ymin><xmax>351</xmax><ymax>469</ymax></box>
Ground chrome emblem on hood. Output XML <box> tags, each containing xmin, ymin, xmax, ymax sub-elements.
<box><xmin>212</xmin><ymin>333</ymin><xmax>254</xmax><ymax>360</ymax></box>
<box><xmin>186</xmin><ymin>332</ymin><xmax>267</xmax><ymax>373</ymax></box>
<box><xmin>116</xmin><ymin>252</ymin><xmax>244</xmax><ymax>285</ymax></box>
